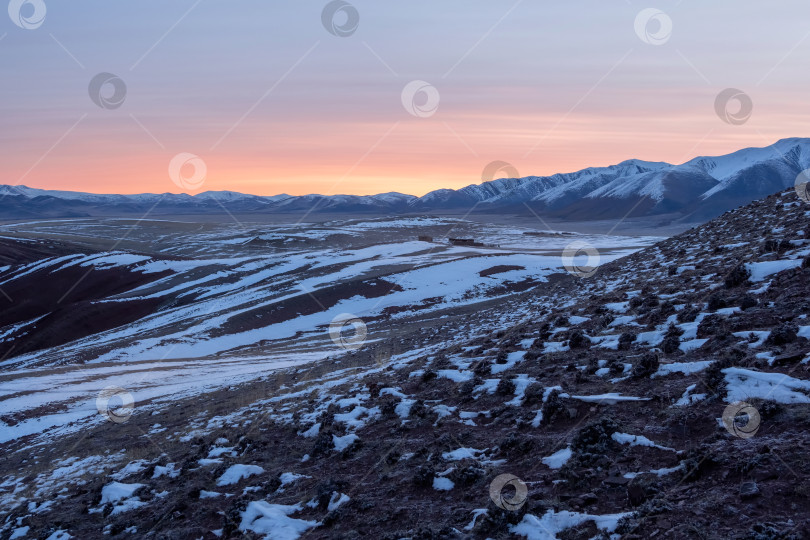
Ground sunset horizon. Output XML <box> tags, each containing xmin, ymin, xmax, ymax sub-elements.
<box><xmin>4</xmin><ymin>2</ymin><xmax>810</xmax><ymax>197</ymax></box>
<box><xmin>5</xmin><ymin>134</ymin><xmax>807</xmax><ymax>198</ymax></box>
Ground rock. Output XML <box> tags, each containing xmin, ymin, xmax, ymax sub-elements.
<box><xmin>567</xmin><ymin>407</ymin><xmax>578</xmax><ymax>419</ymax></box>
<box><xmin>581</xmin><ymin>492</ymin><xmax>598</xmax><ymax>505</ymax></box>
<box><xmin>604</xmin><ymin>476</ymin><xmax>630</xmax><ymax>486</ymax></box>
<box><xmin>740</xmin><ymin>480</ymin><xmax>760</xmax><ymax>499</ymax></box>
<box><xmin>772</xmin><ymin>351</ymin><xmax>806</xmax><ymax>366</ymax></box>
<box><xmin>765</xmin><ymin>322</ymin><xmax>799</xmax><ymax>346</ymax></box>
<box><xmin>753</xmin><ymin>468</ymin><xmax>779</xmax><ymax>482</ymax></box>
<box><xmin>627</xmin><ymin>483</ymin><xmax>647</xmax><ymax>506</ymax></box>
<box><xmin>631</xmin><ymin>352</ymin><xmax>660</xmax><ymax>378</ymax></box>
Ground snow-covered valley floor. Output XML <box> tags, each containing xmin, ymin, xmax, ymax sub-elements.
<box><xmin>0</xmin><ymin>216</ymin><xmax>659</xmax><ymax>448</ymax></box>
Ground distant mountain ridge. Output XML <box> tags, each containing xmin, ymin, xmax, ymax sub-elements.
<box><xmin>2</xmin><ymin>138</ymin><xmax>808</xmax><ymax>221</ymax></box>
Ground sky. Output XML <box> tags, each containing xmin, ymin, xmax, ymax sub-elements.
<box><xmin>1</xmin><ymin>0</ymin><xmax>810</xmax><ymax>197</ymax></box>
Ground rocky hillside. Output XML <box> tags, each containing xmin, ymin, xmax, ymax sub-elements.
<box><xmin>1</xmin><ymin>189</ymin><xmax>809</xmax><ymax>539</ymax></box>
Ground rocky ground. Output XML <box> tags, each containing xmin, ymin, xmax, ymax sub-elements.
<box><xmin>1</xmin><ymin>189</ymin><xmax>810</xmax><ymax>539</ymax></box>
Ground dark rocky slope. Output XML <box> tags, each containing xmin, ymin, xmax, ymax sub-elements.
<box><xmin>2</xmin><ymin>189</ymin><xmax>810</xmax><ymax>539</ymax></box>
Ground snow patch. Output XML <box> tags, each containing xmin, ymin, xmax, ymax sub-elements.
<box><xmin>512</xmin><ymin>509</ymin><xmax>630</xmax><ymax>540</ymax></box>
<box><xmin>433</xmin><ymin>477</ymin><xmax>455</xmax><ymax>491</ymax></box>
<box><xmin>724</xmin><ymin>368</ymin><xmax>810</xmax><ymax>404</ymax></box>
<box><xmin>332</xmin><ymin>433</ymin><xmax>359</xmax><ymax>451</ymax></box>
<box><xmin>542</xmin><ymin>447</ymin><xmax>572</xmax><ymax>469</ymax></box>
<box><xmin>216</xmin><ymin>464</ymin><xmax>264</xmax><ymax>486</ymax></box>
<box><xmin>746</xmin><ymin>260</ymin><xmax>803</xmax><ymax>282</ymax></box>
<box><xmin>239</xmin><ymin>501</ymin><xmax>318</xmax><ymax>540</ymax></box>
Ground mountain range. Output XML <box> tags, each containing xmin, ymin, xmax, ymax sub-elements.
<box><xmin>2</xmin><ymin>137</ymin><xmax>808</xmax><ymax>221</ymax></box>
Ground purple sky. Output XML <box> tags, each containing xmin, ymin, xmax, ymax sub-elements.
<box><xmin>1</xmin><ymin>0</ymin><xmax>809</xmax><ymax>195</ymax></box>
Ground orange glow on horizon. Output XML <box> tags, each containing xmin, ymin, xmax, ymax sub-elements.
<box><xmin>6</xmin><ymin>107</ymin><xmax>806</xmax><ymax>198</ymax></box>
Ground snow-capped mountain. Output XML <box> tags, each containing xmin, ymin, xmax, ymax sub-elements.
<box><xmin>409</xmin><ymin>138</ymin><xmax>810</xmax><ymax>220</ymax></box>
<box><xmin>2</xmin><ymin>138</ymin><xmax>808</xmax><ymax>221</ymax></box>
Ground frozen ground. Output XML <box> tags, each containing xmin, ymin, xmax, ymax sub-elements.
<box><xmin>3</xmin><ymin>193</ymin><xmax>808</xmax><ymax>539</ymax></box>
<box><xmin>0</xmin><ymin>216</ymin><xmax>660</xmax><ymax>448</ymax></box>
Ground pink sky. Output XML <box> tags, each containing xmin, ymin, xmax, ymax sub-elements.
<box><xmin>2</xmin><ymin>1</ymin><xmax>809</xmax><ymax>196</ymax></box>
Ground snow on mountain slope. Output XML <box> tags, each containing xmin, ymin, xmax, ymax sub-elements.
<box><xmin>411</xmin><ymin>139</ymin><xmax>810</xmax><ymax>218</ymax></box>
<box><xmin>696</xmin><ymin>144</ymin><xmax>808</xmax><ymax>201</ymax></box>
<box><xmin>0</xmin><ymin>185</ymin><xmax>174</xmax><ymax>204</ymax></box>
<box><xmin>0</xmin><ymin>214</ymin><xmax>664</xmax><ymax>456</ymax></box>
<box><xmin>194</xmin><ymin>191</ymin><xmax>289</xmax><ymax>203</ymax></box>
<box><xmin>0</xmin><ymin>216</ymin><xmax>660</xmax><ymax>370</ymax></box>
<box><xmin>582</xmin><ymin>168</ymin><xmax>673</xmax><ymax>202</ymax></box>
<box><xmin>685</xmin><ymin>137</ymin><xmax>810</xmax><ymax>180</ymax></box>
<box><xmin>455</xmin><ymin>159</ymin><xmax>673</xmax><ymax>207</ymax></box>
